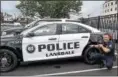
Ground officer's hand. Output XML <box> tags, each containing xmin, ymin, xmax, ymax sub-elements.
<box><xmin>94</xmin><ymin>45</ymin><xmax>99</xmax><ymax>48</ymax></box>
<box><xmin>90</xmin><ymin>45</ymin><xmax>94</xmax><ymax>47</ymax></box>
<box><xmin>98</xmin><ymin>44</ymin><xmax>103</xmax><ymax>48</ymax></box>
<box><xmin>90</xmin><ymin>45</ymin><xmax>99</xmax><ymax>48</ymax></box>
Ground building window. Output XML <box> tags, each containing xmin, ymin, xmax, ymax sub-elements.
<box><xmin>116</xmin><ymin>1</ymin><xmax>117</xmax><ymax>4</ymax></box>
<box><xmin>115</xmin><ymin>7</ymin><xmax>117</xmax><ymax>11</ymax></box>
<box><xmin>111</xmin><ymin>2</ymin><xmax>113</xmax><ymax>5</ymax></box>
<box><xmin>111</xmin><ymin>8</ymin><xmax>112</xmax><ymax>11</ymax></box>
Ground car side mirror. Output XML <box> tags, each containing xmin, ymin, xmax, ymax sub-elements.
<box><xmin>26</xmin><ymin>32</ymin><xmax>35</xmax><ymax>37</ymax></box>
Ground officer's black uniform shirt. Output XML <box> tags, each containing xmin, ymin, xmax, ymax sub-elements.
<box><xmin>103</xmin><ymin>41</ymin><xmax>114</xmax><ymax>56</ymax></box>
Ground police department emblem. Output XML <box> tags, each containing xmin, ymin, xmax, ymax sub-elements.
<box><xmin>27</xmin><ymin>44</ymin><xmax>35</xmax><ymax>53</ymax></box>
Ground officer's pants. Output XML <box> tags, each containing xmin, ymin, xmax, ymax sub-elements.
<box><xmin>92</xmin><ymin>53</ymin><xmax>113</xmax><ymax>68</ymax></box>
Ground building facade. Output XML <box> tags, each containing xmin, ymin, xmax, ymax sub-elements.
<box><xmin>0</xmin><ymin>12</ymin><xmax>4</xmax><ymax>22</ymax></box>
<box><xmin>102</xmin><ymin>0</ymin><xmax>118</xmax><ymax>15</ymax></box>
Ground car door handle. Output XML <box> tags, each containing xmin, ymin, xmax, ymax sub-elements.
<box><xmin>81</xmin><ymin>36</ymin><xmax>88</xmax><ymax>38</ymax></box>
<box><xmin>48</xmin><ymin>38</ymin><xmax>57</xmax><ymax>40</ymax></box>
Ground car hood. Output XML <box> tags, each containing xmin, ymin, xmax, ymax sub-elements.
<box><xmin>3</xmin><ymin>27</ymin><xmax>24</xmax><ymax>31</ymax></box>
<box><xmin>1</xmin><ymin>34</ymin><xmax>23</xmax><ymax>46</ymax></box>
<box><xmin>1</xmin><ymin>35</ymin><xmax>16</xmax><ymax>41</ymax></box>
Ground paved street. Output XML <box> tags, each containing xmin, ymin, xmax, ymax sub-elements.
<box><xmin>1</xmin><ymin>54</ymin><xmax>118</xmax><ymax>76</ymax></box>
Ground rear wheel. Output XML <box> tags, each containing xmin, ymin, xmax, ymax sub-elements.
<box><xmin>84</xmin><ymin>47</ymin><xmax>101</xmax><ymax>65</ymax></box>
<box><xmin>0</xmin><ymin>49</ymin><xmax>18</xmax><ymax>72</ymax></box>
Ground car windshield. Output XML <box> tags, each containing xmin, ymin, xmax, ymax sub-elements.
<box><xmin>23</xmin><ymin>19</ymin><xmax>61</xmax><ymax>32</ymax></box>
<box><xmin>24</xmin><ymin>20</ymin><xmax>39</xmax><ymax>29</ymax></box>
<box><xmin>20</xmin><ymin>21</ymin><xmax>47</xmax><ymax>35</ymax></box>
<box><xmin>24</xmin><ymin>20</ymin><xmax>47</xmax><ymax>29</ymax></box>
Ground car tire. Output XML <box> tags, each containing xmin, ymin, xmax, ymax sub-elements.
<box><xmin>0</xmin><ymin>48</ymin><xmax>18</xmax><ymax>72</ymax></box>
<box><xmin>84</xmin><ymin>46</ymin><xmax>101</xmax><ymax>65</ymax></box>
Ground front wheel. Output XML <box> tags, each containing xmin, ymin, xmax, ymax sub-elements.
<box><xmin>84</xmin><ymin>47</ymin><xmax>101</xmax><ymax>65</ymax></box>
<box><xmin>0</xmin><ymin>49</ymin><xmax>18</xmax><ymax>72</ymax></box>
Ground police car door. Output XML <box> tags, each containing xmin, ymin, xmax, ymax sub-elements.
<box><xmin>58</xmin><ymin>23</ymin><xmax>91</xmax><ymax>58</ymax></box>
<box><xmin>22</xmin><ymin>23</ymin><xmax>59</xmax><ymax>62</ymax></box>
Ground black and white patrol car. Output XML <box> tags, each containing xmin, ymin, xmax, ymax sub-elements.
<box><xmin>0</xmin><ymin>19</ymin><xmax>105</xmax><ymax>72</ymax></box>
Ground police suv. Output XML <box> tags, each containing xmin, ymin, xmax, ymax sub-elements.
<box><xmin>0</xmin><ymin>19</ymin><xmax>105</xmax><ymax>72</ymax></box>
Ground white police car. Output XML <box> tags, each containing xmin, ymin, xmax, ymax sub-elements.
<box><xmin>0</xmin><ymin>19</ymin><xmax>105</xmax><ymax>72</ymax></box>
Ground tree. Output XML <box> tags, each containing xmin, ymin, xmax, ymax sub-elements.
<box><xmin>16</xmin><ymin>0</ymin><xmax>82</xmax><ymax>18</ymax></box>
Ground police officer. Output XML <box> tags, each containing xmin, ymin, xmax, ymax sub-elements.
<box><xmin>91</xmin><ymin>33</ymin><xmax>115</xmax><ymax>70</ymax></box>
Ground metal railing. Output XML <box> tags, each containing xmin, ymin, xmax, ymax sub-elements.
<box><xmin>80</xmin><ymin>13</ymin><xmax>118</xmax><ymax>42</ymax></box>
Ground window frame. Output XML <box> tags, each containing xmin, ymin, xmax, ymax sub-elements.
<box><xmin>115</xmin><ymin>7</ymin><xmax>117</xmax><ymax>11</ymax></box>
<box><xmin>111</xmin><ymin>2</ymin><xmax>113</xmax><ymax>5</ymax></box>
<box><xmin>105</xmin><ymin>4</ymin><xmax>107</xmax><ymax>7</ymax></box>
<box><xmin>60</xmin><ymin>23</ymin><xmax>92</xmax><ymax>35</ymax></box>
<box><xmin>30</xmin><ymin>23</ymin><xmax>60</xmax><ymax>36</ymax></box>
<box><xmin>108</xmin><ymin>3</ymin><xmax>109</xmax><ymax>6</ymax></box>
<box><xmin>111</xmin><ymin>8</ymin><xmax>112</xmax><ymax>11</ymax></box>
<box><xmin>116</xmin><ymin>1</ymin><xmax>117</xmax><ymax>4</ymax></box>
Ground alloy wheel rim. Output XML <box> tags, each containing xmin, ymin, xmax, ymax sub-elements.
<box><xmin>87</xmin><ymin>49</ymin><xmax>98</xmax><ymax>63</ymax></box>
<box><xmin>0</xmin><ymin>52</ymin><xmax>13</xmax><ymax>68</ymax></box>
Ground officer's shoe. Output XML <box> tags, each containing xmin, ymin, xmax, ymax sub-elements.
<box><xmin>99</xmin><ymin>63</ymin><xmax>105</xmax><ymax>68</ymax></box>
<box><xmin>113</xmin><ymin>55</ymin><xmax>116</xmax><ymax>61</ymax></box>
<box><xmin>107</xmin><ymin>66</ymin><xmax>112</xmax><ymax>70</ymax></box>
<box><xmin>98</xmin><ymin>61</ymin><xmax>105</xmax><ymax>68</ymax></box>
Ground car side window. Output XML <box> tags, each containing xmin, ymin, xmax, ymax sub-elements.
<box><xmin>62</xmin><ymin>23</ymin><xmax>91</xmax><ymax>34</ymax></box>
<box><xmin>62</xmin><ymin>24</ymin><xmax>79</xmax><ymax>34</ymax></box>
<box><xmin>78</xmin><ymin>26</ymin><xmax>91</xmax><ymax>33</ymax></box>
<box><xmin>32</xmin><ymin>24</ymin><xmax>57</xmax><ymax>36</ymax></box>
